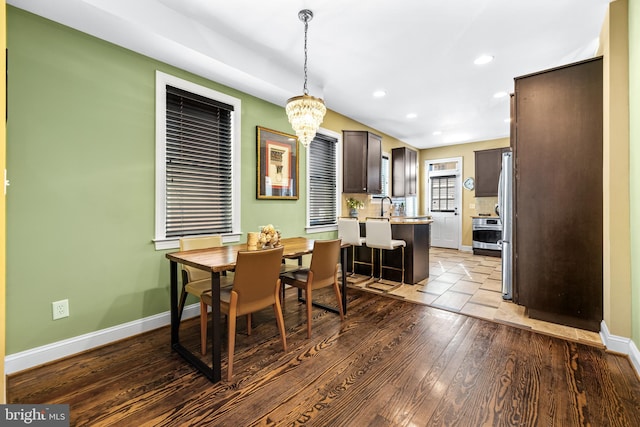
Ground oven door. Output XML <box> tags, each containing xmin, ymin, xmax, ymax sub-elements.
<box><xmin>472</xmin><ymin>225</ymin><xmax>502</xmax><ymax>250</ymax></box>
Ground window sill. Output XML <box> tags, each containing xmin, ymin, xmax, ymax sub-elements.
<box><xmin>305</xmin><ymin>224</ymin><xmax>338</xmax><ymax>234</ymax></box>
<box><xmin>153</xmin><ymin>233</ymin><xmax>242</xmax><ymax>251</ymax></box>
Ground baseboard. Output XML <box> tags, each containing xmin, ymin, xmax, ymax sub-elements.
<box><xmin>5</xmin><ymin>303</ymin><xmax>202</xmax><ymax>375</ymax></box>
<box><xmin>460</xmin><ymin>245</ymin><xmax>473</xmax><ymax>253</ymax></box>
<box><xmin>630</xmin><ymin>340</ymin><xmax>640</xmax><ymax>378</ymax></box>
<box><xmin>600</xmin><ymin>320</ymin><xmax>640</xmax><ymax>377</ymax></box>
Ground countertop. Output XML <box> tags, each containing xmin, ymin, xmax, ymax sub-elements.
<box><xmin>358</xmin><ymin>216</ymin><xmax>434</xmax><ymax>225</ymax></box>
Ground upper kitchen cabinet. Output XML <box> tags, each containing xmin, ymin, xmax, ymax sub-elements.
<box><xmin>474</xmin><ymin>148</ymin><xmax>505</xmax><ymax>197</ymax></box>
<box><xmin>392</xmin><ymin>147</ymin><xmax>417</xmax><ymax>197</ymax></box>
<box><xmin>343</xmin><ymin>131</ymin><xmax>382</xmax><ymax>193</ymax></box>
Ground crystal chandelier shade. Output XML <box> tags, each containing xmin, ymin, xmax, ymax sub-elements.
<box><xmin>286</xmin><ymin>94</ymin><xmax>326</xmax><ymax>148</ymax></box>
<box><xmin>286</xmin><ymin>9</ymin><xmax>326</xmax><ymax>148</ymax></box>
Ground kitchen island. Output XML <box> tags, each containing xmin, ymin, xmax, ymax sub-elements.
<box><xmin>348</xmin><ymin>217</ymin><xmax>432</xmax><ymax>284</ymax></box>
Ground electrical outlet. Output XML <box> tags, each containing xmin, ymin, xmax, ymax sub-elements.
<box><xmin>52</xmin><ymin>299</ymin><xmax>69</xmax><ymax>320</ymax></box>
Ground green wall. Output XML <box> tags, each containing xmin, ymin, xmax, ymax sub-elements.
<box><xmin>6</xmin><ymin>7</ymin><xmax>339</xmax><ymax>354</ymax></box>
<box><xmin>630</xmin><ymin>0</ymin><xmax>639</xmax><ymax>345</ymax></box>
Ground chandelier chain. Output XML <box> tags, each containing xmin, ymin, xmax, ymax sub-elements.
<box><xmin>286</xmin><ymin>9</ymin><xmax>326</xmax><ymax>148</ymax></box>
<box><xmin>303</xmin><ymin>16</ymin><xmax>309</xmax><ymax>95</ymax></box>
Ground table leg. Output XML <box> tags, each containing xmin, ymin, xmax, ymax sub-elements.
<box><xmin>170</xmin><ymin>260</ymin><xmax>179</xmax><ymax>345</ymax></box>
<box><xmin>297</xmin><ymin>256</ymin><xmax>303</xmax><ymax>299</ymax></box>
<box><xmin>169</xmin><ymin>261</ymin><xmax>222</xmax><ymax>383</ymax></box>
<box><xmin>341</xmin><ymin>246</ymin><xmax>348</xmax><ymax>314</ymax></box>
<box><xmin>209</xmin><ymin>271</ymin><xmax>222</xmax><ymax>383</ymax></box>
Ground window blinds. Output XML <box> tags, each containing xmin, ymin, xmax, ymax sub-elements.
<box><xmin>309</xmin><ymin>133</ymin><xmax>337</xmax><ymax>226</ymax></box>
<box><xmin>165</xmin><ymin>85</ymin><xmax>234</xmax><ymax>237</ymax></box>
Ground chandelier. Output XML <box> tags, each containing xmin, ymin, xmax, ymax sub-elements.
<box><xmin>286</xmin><ymin>9</ymin><xmax>326</xmax><ymax>148</ymax></box>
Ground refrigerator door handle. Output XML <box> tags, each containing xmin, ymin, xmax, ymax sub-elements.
<box><xmin>497</xmin><ymin>171</ymin><xmax>503</xmax><ymax>221</ymax></box>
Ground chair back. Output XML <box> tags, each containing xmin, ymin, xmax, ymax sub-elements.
<box><xmin>365</xmin><ymin>218</ymin><xmax>394</xmax><ymax>250</ymax></box>
<box><xmin>232</xmin><ymin>246</ymin><xmax>284</xmax><ymax>316</ymax></box>
<box><xmin>338</xmin><ymin>217</ymin><xmax>363</xmax><ymax>246</ymax></box>
<box><xmin>309</xmin><ymin>239</ymin><xmax>342</xmax><ymax>289</ymax></box>
<box><xmin>179</xmin><ymin>235</ymin><xmax>223</xmax><ymax>282</ymax></box>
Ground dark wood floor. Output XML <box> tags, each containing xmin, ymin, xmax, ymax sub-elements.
<box><xmin>8</xmin><ymin>288</ymin><xmax>640</xmax><ymax>426</ymax></box>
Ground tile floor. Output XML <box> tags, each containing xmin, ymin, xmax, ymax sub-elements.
<box><xmin>347</xmin><ymin>247</ymin><xmax>604</xmax><ymax>348</ymax></box>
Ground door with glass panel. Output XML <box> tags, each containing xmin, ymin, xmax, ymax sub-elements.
<box><xmin>427</xmin><ymin>159</ymin><xmax>461</xmax><ymax>249</ymax></box>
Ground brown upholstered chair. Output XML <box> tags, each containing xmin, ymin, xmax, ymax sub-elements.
<box><xmin>280</xmin><ymin>239</ymin><xmax>344</xmax><ymax>339</ymax></box>
<box><xmin>201</xmin><ymin>246</ymin><xmax>287</xmax><ymax>381</ymax></box>
<box><xmin>178</xmin><ymin>235</ymin><xmax>227</xmax><ymax>322</ymax></box>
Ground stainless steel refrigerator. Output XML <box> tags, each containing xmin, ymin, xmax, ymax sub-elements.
<box><xmin>497</xmin><ymin>150</ymin><xmax>513</xmax><ymax>300</ymax></box>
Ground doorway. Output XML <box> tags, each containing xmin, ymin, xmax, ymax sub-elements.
<box><xmin>425</xmin><ymin>157</ymin><xmax>462</xmax><ymax>249</ymax></box>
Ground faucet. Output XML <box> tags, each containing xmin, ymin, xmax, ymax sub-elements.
<box><xmin>380</xmin><ymin>196</ymin><xmax>393</xmax><ymax>217</ymax></box>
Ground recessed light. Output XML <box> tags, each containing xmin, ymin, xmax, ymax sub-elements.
<box><xmin>406</xmin><ymin>113</ymin><xmax>417</xmax><ymax>119</ymax></box>
<box><xmin>493</xmin><ymin>91</ymin><xmax>508</xmax><ymax>98</ymax></box>
<box><xmin>474</xmin><ymin>55</ymin><xmax>494</xmax><ymax>65</ymax></box>
<box><xmin>432</xmin><ymin>131</ymin><xmax>442</xmax><ymax>136</ymax></box>
<box><xmin>373</xmin><ymin>90</ymin><xmax>386</xmax><ymax>98</ymax></box>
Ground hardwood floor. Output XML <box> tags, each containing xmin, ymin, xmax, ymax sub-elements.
<box><xmin>8</xmin><ymin>288</ymin><xmax>640</xmax><ymax>426</ymax></box>
<box><xmin>349</xmin><ymin>248</ymin><xmax>603</xmax><ymax>347</ymax></box>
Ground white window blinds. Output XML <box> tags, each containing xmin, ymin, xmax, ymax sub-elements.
<box><xmin>309</xmin><ymin>133</ymin><xmax>338</xmax><ymax>226</ymax></box>
<box><xmin>165</xmin><ymin>85</ymin><xmax>234</xmax><ymax>237</ymax></box>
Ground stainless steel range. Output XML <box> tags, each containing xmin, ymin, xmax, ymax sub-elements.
<box><xmin>472</xmin><ymin>217</ymin><xmax>502</xmax><ymax>256</ymax></box>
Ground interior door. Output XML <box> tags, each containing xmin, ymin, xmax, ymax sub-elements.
<box><xmin>427</xmin><ymin>159</ymin><xmax>461</xmax><ymax>249</ymax></box>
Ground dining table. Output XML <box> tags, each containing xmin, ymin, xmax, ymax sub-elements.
<box><xmin>166</xmin><ymin>236</ymin><xmax>349</xmax><ymax>382</ymax></box>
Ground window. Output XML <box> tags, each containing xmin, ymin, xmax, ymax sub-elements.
<box><xmin>154</xmin><ymin>71</ymin><xmax>241</xmax><ymax>250</ymax></box>
<box><xmin>379</xmin><ymin>154</ymin><xmax>390</xmax><ymax>197</ymax></box>
<box><xmin>430</xmin><ymin>175</ymin><xmax>456</xmax><ymax>212</ymax></box>
<box><xmin>306</xmin><ymin>129</ymin><xmax>341</xmax><ymax>233</ymax></box>
<box><xmin>372</xmin><ymin>154</ymin><xmax>390</xmax><ymax>198</ymax></box>
<box><xmin>371</xmin><ymin>153</ymin><xmax>390</xmax><ymax>217</ymax></box>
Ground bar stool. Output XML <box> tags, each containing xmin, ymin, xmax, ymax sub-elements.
<box><xmin>365</xmin><ymin>218</ymin><xmax>406</xmax><ymax>292</ymax></box>
<box><xmin>337</xmin><ymin>217</ymin><xmax>371</xmax><ymax>283</ymax></box>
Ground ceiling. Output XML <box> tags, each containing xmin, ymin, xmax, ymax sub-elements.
<box><xmin>9</xmin><ymin>0</ymin><xmax>611</xmax><ymax>149</ymax></box>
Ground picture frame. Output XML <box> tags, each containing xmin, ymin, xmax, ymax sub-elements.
<box><xmin>257</xmin><ymin>126</ymin><xmax>299</xmax><ymax>200</ymax></box>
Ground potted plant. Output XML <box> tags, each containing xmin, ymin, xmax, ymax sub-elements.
<box><xmin>346</xmin><ymin>197</ymin><xmax>364</xmax><ymax>218</ymax></box>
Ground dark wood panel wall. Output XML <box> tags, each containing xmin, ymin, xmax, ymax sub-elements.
<box><xmin>513</xmin><ymin>57</ymin><xmax>603</xmax><ymax>331</ymax></box>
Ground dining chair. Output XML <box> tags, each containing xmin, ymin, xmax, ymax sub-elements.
<box><xmin>201</xmin><ymin>246</ymin><xmax>287</xmax><ymax>381</ymax></box>
<box><xmin>365</xmin><ymin>218</ymin><xmax>406</xmax><ymax>291</ymax></box>
<box><xmin>280</xmin><ymin>239</ymin><xmax>344</xmax><ymax>339</ymax></box>
<box><xmin>178</xmin><ymin>235</ymin><xmax>227</xmax><ymax>321</ymax></box>
<box><xmin>337</xmin><ymin>217</ymin><xmax>371</xmax><ymax>279</ymax></box>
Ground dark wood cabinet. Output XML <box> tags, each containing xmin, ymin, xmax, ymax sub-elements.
<box><xmin>343</xmin><ymin>131</ymin><xmax>382</xmax><ymax>193</ymax></box>
<box><xmin>391</xmin><ymin>147</ymin><xmax>417</xmax><ymax>197</ymax></box>
<box><xmin>513</xmin><ymin>57</ymin><xmax>603</xmax><ymax>331</ymax></box>
<box><xmin>474</xmin><ymin>148</ymin><xmax>504</xmax><ymax>197</ymax></box>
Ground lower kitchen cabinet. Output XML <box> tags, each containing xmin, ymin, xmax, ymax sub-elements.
<box><xmin>348</xmin><ymin>221</ymin><xmax>431</xmax><ymax>284</ymax></box>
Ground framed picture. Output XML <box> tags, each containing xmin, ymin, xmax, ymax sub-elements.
<box><xmin>257</xmin><ymin>126</ymin><xmax>299</xmax><ymax>199</ymax></box>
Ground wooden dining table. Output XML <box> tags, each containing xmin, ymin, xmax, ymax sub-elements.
<box><xmin>166</xmin><ymin>236</ymin><xmax>349</xmax><ymax>382</ymax></box>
